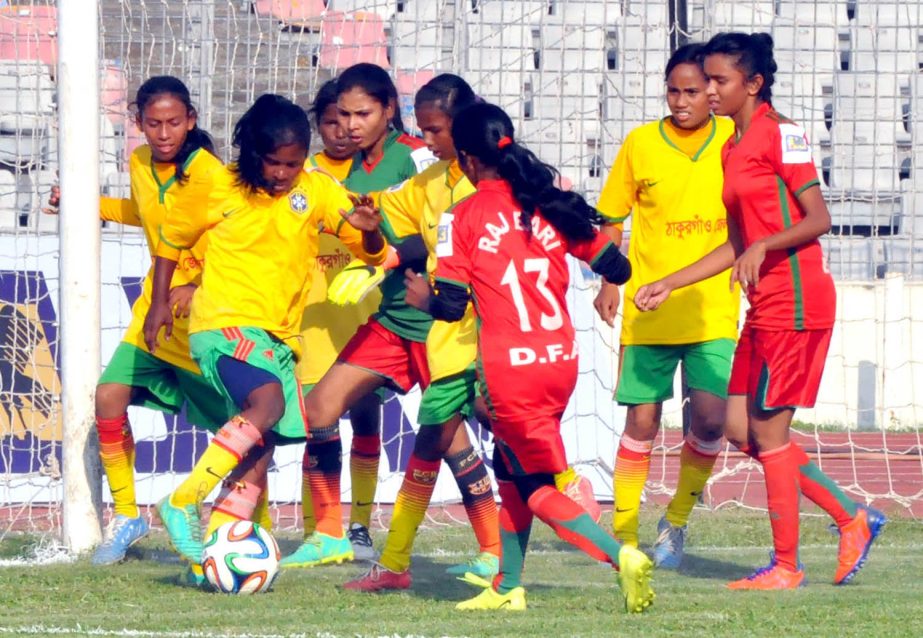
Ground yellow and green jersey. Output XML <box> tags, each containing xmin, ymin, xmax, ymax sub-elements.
<box><xmin>307</xmin><ymin>151</ymin><xmax>353</xmax><ymax>183</ymax></box>
<box><xmin>377</xmin><ymin>159</ymin><xmax>476</xmax><ymax>379</ymax></box>
<box><xmin>102</xmin><ymin>145</ymin><xmax>218</xmax><ymax>373</ymax></box>
<box><xmin>345</xmin><ymin>129</ymin><xmax>437</xmax><ymax>343</ymax></box>
<box><xmin>157</xmin><ymin>166</ymin><xmax>387</xmax><ymax>360</ymax></box>
<box><xmin>297</xmin><ymin>152</ymin><xmax>380</xmax><ymax>384</ymax></box>
<box><xmin>597</xmin><ymin>115</ymin><xmax>739</xmax><ymax>346</ymax></box>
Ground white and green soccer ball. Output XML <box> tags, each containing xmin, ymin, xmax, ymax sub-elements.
<box><xmin>201</xmin><ymin>521</ymin><xmax>280</xmax><ymax>594</ymax></box>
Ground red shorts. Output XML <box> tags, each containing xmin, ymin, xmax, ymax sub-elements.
<box><xmin>728</xmin><ymin>324</ymin><xmax>832</xmax><ymax>410</ymax></box>
<box><xmin>493</xmin><ymin>415</ymin><xmax>568</xmax><ymax>476</ymax></box>
<box><xmin>338</xmin><ymin>317</ymin><xmax>430</xmax><ymax>393</ymax></box>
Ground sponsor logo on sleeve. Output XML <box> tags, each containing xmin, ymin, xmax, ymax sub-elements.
<box><xmin>779</xmin><ymin>123</ymin><xmax>812</xmax><ymax>164</ymax></box>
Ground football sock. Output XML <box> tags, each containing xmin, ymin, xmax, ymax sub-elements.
<box><xmin>253</xmin><ymin>486</ymin><xmax>273</xmax><ymax>532</ymax></box>
<box><xmin>96</xmin><ymin>414</ymin><xmax>138</xmax><ymax>518</ymax></box>
<box><xmin>665</xmin><ymin>432</ymin><xmax>721</xmax><ymax>527</ymax></box>
<box><xmin>494</xmin><ymin>479</ymin><xmax>533</xmax><ymax>594</ymax></box>
<box><xmin>206</xmin><ymin>480</ymin><xmax>261</xmax><ymax>537</ymax></box>
<box><xmin>379</xmin><ymin>454</ymin><xmax>441</xmax><ymax>573</ymax></box>
<box><xmin>446</xmin><ymin>446</ymin><xmax>500</xmax><ymax>557</ymax></box>
<box><xmin>171</xmin><ymin>416</ymin><xmax>262</xmax><ymax>508</ymax></box>
<box><xmin>740</xmin><ymin>441</ymin><xmax>857</xmax><ymax>528</ymax></box>
<box><xmin>527</xmin><ymin>485</ymin><xmax>622</xmax><ymax>567</ymax></box>
<box><xmin>760</xmin><ymin>442</ymin><xmax>801</xmax><ymax>571</ymax></box>
<box><xmin>307</xmin><ymin>425</ymin><xmax>345</xmax><ymax>538</ymax></box>
<box><xmin>612</xmin><ymin>433</ymin><xmax>653</xmax><ymax>546</ymax></box>
<box><xmin>300</xmin><ymin>447</ymin><xmax>316</xmax><ymax>538</ymax></box>
<box><xmin>349</xmin><ymin>434</ymin><xmax>380</xmax><ymax>528</ymax></box>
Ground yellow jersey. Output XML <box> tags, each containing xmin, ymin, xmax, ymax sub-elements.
<box><xmin>101</xmin><ymin>146</ymin><xmax>218</xmax><ymax>373</ymax></box>
<box><xmin>597</xmin><ymin>115</ymin><xmax>739</xmax><ymax>346</ymax></box>
<box><xmin>297</xmin><ymin>153</ymin><xmax>381</xmax><ymax>384</ymax></box>
<box><xmin>307</xmin><ymin>151</ymin><xmax>353</xmax><ymax>183</ymax></box>
<box><xmin>378</xmin><ymin>159</ymin><xmax>477</xmax><ymax>380</ymax></box>
<box><xmin>157</xmin><ymin>167</ymin><xmax>387</xmax><ymax>360</ymax></box>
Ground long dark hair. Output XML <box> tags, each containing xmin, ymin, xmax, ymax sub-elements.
<box><xmin>231</xmin><ymin>94</ymin><xmax>310</xmax><ymax>193</ymax></box>
<box><xmin>702</xmin><ymin>32</ymin><xmax>776</xmax><ymax>103</ymax></box>
<box><xmin>309</xmin><ymin>78</ymin><xmax>338</xmax><ymax>127</ymax></box>
<box><xmin>451</xmin><ymin>102</ymin><xmax>601</xmax><ymax>242</ymax></box>
<box><xmin>336</xmin><ymin>62</ymin><xmax>405</xmax><ymax>132</ymax></box>
<box><xmin>132</xmin><ymin>75</ymin><xmax>214</xmax><ymax>184</ymax></box>
<box><xmin>414</xmin><ymin>73</ymin><xmax>477</xmax><ymax>119</ymax></box>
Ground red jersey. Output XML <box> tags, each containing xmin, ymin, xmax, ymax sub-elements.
<box><xmin>434</xmin><ymin>179</ymin><xmax>611</xmax><ymax>419</ymax></box>
<box><xmin>722</xmin><ymin>103</ymin><xmax>835</xmax><ymax>330</ymax></box>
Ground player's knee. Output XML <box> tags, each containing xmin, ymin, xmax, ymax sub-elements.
<box><xmin>693</xmin><ymin>416</ymin><xmax>725</xmax><ymax>442</ymax></box>
<box><xmin>95</xmin><ymin>383</ymin><xmax>131</xmax><ymax>418</ymax></box>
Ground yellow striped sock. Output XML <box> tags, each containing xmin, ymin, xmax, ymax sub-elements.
<box><xmin>612</xmin><ymin>434</ymin><xmax>653</xmax><ymax>547</ymax></box>
<box><xmin>97</xmin><ymin>415</ymin><xmax>138</xmax><ymax>518</ymax></box>
<box><xmin>379</xmin><ymin>455</ymin><xmax>440</xmax><ymax>573</ymax></box>
<box><xmin>349</xmin><ymin>434</ymin><xmax>380</xmax><ymax>528</ymax></box>
<box><xmin>253</xmin><ymin>489</ymin><xmax>273</xmax><ymax>532</ymax></box>
<box><xmin>665</xmin><ymin>435</ymin><xmax>720</xmax><ymax>527</ymax></box>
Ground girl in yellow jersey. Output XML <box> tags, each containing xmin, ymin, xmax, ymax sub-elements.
<box><xmin>286</xmin><ymin>79</ymin><xmax>385</xmax><ymax>560</ymax></box>
<box><xmin>595</xmin><ymin>45</ymin><xmax>738</xmax><ymax>568</ymax></box>
<box><xmin>53</xmin><ymin>77</ymin><xmax>235</xmax><ymax>567</ymax></box>
<box><xmin>143</xmin><ymin>94</ymin><xmax>387</xmax><ymax>565</ymax></box>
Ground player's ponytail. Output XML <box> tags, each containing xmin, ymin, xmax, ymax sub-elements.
<box><xmin>231</xmin><ymin>93</ymin><xmax>311</xmax><ymax>193</ymax></box>
<box><xmin>702</xmin><ymin>32</ymin><xmax>777</xmax><ymax>103</ymax></box>
<box><xmin>337</xmin><ymin>62</ymin><xmax>405</xmax><ymax>132</ymax></box>
<box><xmin>452</xmin><ymin>102</ymin><xmax>601</xmax><ymax>243</ymax></box>
<box><xmin>132</xmin><ymin>75</ymin><xmax>215</xmax><ymax>185</ymax></box>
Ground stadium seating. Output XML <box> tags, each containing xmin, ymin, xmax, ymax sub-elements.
<box><xmin>0</xmin><ymin>4</ymin><xmax>56</xmax><ymax>67</ymax></box>
<box><xmin>713</xmin><ymin>0</ymin><xmax>774</xmax><ymax>30</ymax></box>
<box><xmin>395</xmin><ymin>69</ymin><xmax>434</xmax><ymax>132</ymax></box>
<box><xmin>252</xmin><ymin>0</ymin><xmax>326</xmax><ymax>24</ymax></box>
<box><xmin>772</xmin><ymin>18</ymin><xmax>842</xmax><ymax>75</ymax></box>
<box><xmin>547</xmin><ymin>0</ymin><xmax>621</xmax><ymax>24</ymax></box>
<box><xmin>0</xmin><ymin>60</ymin><xmax>53</xmax><ymax>169</ymax></box>
<box><xmin>100</xmin><ymin>64</ymin><xmax>128</xmax><ymax>130</ymax></box>
<box><xmin>390</xmin><ymin>14</ymin><xmax>449</xmax><ymax>70</ymax></box>
<box><xmin>327</xmin><ymin>0</ymin><xmax>398</xmax><ymax>18</ymax></box>
<box><xmin>776</xmin><ymin>0</ymin><xmax>849</xmax><ymax>25</ymax></box>
<box><xmin>822</xmin><ymin>236</ymin><xmax>882</xmax><ymax>279</ymax></box>
<box><xmin>882</xmin><ymin>236</ymin><xmax>923</xmax><ymax>277</ymax></box>
<box><xmin>317</xmin><ymin>11</ymin><xmax>389</xmax><ymax>71</ymax></box>
<box><xmin>470</xmin><ymin>0</ymin><xmax>549</xmax><ymax>24</ymax></box>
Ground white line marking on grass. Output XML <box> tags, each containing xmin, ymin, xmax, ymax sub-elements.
<box><xmin>0</xmin><ymin>627</ymin><xmax>469</xmax><ymax>638</ymax></box>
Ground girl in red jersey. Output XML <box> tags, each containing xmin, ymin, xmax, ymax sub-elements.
<box><xmin>634</xmin><ymin>32</ymin><xmax>886</xmax><ymax>590</ymax></box>
<box><xmin>405</xmin><ymin>102</ymin><xmax>653</xmax><ymax>614</ymax></box>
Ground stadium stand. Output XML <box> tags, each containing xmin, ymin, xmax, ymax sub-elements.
<box><xmin>0</xmin><ymin>4</ymin><xmax>56</xmax><ymax>68</ymax></box>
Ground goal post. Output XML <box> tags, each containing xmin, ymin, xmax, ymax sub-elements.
<box><xmin>58</xmin><ymin>0</ymin><xmax>102</xmax><ymax>553</ymax></box>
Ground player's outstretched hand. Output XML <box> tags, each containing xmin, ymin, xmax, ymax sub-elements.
<box><xmin>404</xmin><ymin>268</ymin><xmax>431</xmax><ymax>311</ymax></box>
<box><xmin>42</xmin><ymin>185</ymin><xmax>60</xmax><ymax>215</ymax></box>
<box><xmin>730</xmin><ymin>240</ymin><xmax>766</xmax><ymax>292</ymax></box>
<box><xmin>143</xmin><ymin>301</ymin><xmax>174</xmax><ymax>353</ymax></box>
<box><xmin>341</xmin><ymin>194</ymin><xmax>382</xmax><ymax>232</ymax></box>
<box><xmin>168</xmin><ymin>284</ymin><xmax>197</xmax><ymax>319</ymax></box>
<box><xmin>633</xmin><ymin>280</ymin><xmax>672</xmax><ymax>312</ymax></box>
<box><xmin>594</xmin><ymin>281</ymin><xmax>621</xmax><ymax>327</ymax></box>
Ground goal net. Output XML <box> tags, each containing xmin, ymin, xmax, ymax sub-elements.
<box><xmin>1</xmin><ymin>0</ymin><xmax>921</xmax><ymax>550</ymax></box>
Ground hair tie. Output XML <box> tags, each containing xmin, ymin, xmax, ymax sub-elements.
<box><xmin>497</xmin><ymin>136</ymin><xmax>512</xmax><ymax>149</ymax></box>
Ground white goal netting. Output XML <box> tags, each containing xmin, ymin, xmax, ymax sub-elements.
<box><xmin>1</xmin><ymin>0</ymin><xmax>921</xmax><ymax>546</ymax></box>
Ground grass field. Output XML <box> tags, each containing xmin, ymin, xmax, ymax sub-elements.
<box><xmin>1</xmin><ymin>508</ymin><xmax>920</xmax><ymax>638</ymax></box>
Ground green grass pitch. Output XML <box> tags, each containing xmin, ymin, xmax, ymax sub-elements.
<box><xmin>1</xmin><ymin>508</ymin><xmax>920</xmax><ymax>638</ymax></box>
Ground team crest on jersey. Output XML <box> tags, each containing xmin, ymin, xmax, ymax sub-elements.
<box><xmin>289</xmin><ymin>191</ymin><xmax>308</xmax><ymax>213</ymax></box>
<box><xmin>436</xmin><ymin>212</ymin><xmax>454</xmax><ymax>258</ymax></box>
<box><xmin>779</xmin><ymin>123</ymin><xmax>812</xmax><ymax>164</ymax></box>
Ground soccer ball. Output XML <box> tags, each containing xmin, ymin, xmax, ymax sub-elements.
<box><xmin>201</xmin><ymin>521</ymin><xmax>280</xmax><ymax>594</ymax></box>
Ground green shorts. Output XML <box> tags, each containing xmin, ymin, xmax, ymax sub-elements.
<box><xmin>615</xmin><ymin>338</ymin><xmax>735</xmax><ymax>405</ymax></box>
<box><xmin>98</xmin><ymin>342</ymin><xmax>229</xmax><ymax>431</ymax></box>
<box><xmin>418</xmin><ymin>365</ymin><xmax>476</xmax><ymax>426</ymax></box>
<box><xmin>190</xmin><ymin>327</ymin><xmax>306</xmax><ymax>441</ymax></box>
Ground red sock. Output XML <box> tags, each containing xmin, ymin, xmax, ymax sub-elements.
<box><xmin>527</xmin><ymin>485</ymin><xmax>621</xmax><ymax>566</ymax></box>
<box><xmin>741</xmin><ymin>441</ymin><xmax>856</xmax><ymax>528</ymax></box>
<box><xmin>759</xmin><ymin>443</ymin><xmax>801</xmax><ymax>572</ymax></box>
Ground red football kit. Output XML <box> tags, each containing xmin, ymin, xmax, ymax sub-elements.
<box><xmin>722</xmin><ymin>103</ymin><xmax>835</xmax><ymax>409</ymax></box>
<box><xmin>434</xmin><ymin>179</ymin><xmax>619</xmax><ymax>474</ymax></box>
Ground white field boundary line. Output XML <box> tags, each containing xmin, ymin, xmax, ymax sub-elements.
<box><xmin>0</xmin><ymin>628</ymin><xmax>469</xmax><ymax>638</ymax></box>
